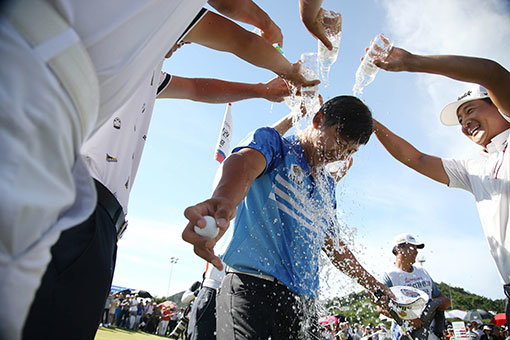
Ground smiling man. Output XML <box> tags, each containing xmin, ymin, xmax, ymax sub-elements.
<box><xmin>183</xmin><ymin>96</ymin><xmax>392</xmax><ymax>339</ymax></box>
<box><xmin>378</xmin><ymin>233</ymin><xmax>450</xmax><ymax>340</ymax></box>
<box><xmin>370</xmin><ymin>46</ymin><xmax>510</xmax><ymax>325</ymax></box>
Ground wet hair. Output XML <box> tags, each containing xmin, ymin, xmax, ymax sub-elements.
<box><xmin>320</xmin><ymin>96</ymin><xmax>373</xmax><ymax>145</ymax></box>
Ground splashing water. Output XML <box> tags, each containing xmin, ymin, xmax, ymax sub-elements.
<box><xmin>279</xmin><ymin>145</ymin><xmax>372</xmax><ymax>337</ymax></box>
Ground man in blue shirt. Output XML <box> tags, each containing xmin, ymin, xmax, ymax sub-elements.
<box><xmin>183</xmin><ymin>96</ymin><xmax>392</xmax><ymax>339</ymax></box>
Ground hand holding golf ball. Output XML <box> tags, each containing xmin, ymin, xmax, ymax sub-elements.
<box><xmin>193</xmin><ymin>215</ymin><xmax>220</xmax><ymax>238</ymax></box>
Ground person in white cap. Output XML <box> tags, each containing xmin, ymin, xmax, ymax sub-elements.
<box><xmin>379</xmin><ymin>233</ymin><xmax>450</xmax><ymax>340</ymax></box>
<box><xmin>370</xmin><ymin>46</ymin><xmax>510</xmax><ymax>327</ymax></box>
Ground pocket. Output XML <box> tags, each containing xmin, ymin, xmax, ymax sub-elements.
<box><xmin>230</xmin><ymin>273</ymin><xmax>272</xmax><ymax>297</ymax></box>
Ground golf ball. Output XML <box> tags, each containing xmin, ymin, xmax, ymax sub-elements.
<box><xmin>193</xmin><ymin>215</ymin><xmax>219</xmax><ymax>238</ymax></box>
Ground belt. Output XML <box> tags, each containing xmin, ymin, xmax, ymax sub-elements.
<box><xmin>226</xmin><ymin>266</ymin><xmax>285</xmax><ymax>285</ymax></box>
<box><xmin>94</xmin><ymin>179</ymin><xmax>127</xmax><ymax>240</ymax></box>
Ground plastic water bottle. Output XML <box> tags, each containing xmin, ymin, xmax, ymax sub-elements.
<box><xmin>317</xmin><ymin>10</ymin><xmax>342</xmax><ymax>87</ymax></box>
<box><xmin>352</xmin><ymin>34</ymin><xmax>392</xmax><ymax>97</ymax></box>
<box><xmin>352</xmin><ymin>58</ymin><xmax>379</xmax><ymax>97</ymax></box>
<box><xmin>318</xmin><ymin>34</ymin><xmax>341</xmax><ymax>87</ymax></box>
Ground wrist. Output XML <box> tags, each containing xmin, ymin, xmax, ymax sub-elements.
<box><xmin>406</xmin><ymin>53</ymin><xmax>424</xmax><ymax>72</ymax></box>
<box><xmin>254</xmin><ymin>83</ymin><xmax>268</xmax><ymax>99</ymax></box>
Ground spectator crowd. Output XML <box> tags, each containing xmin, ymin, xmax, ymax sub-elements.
<box><xmin>99</xmin><ymin>291</ymin><xmax>185</xmax><ymax>338</ymax></box>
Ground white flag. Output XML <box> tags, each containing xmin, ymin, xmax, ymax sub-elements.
<box><xmin>214</xmin><ymin>103</ymin><xmax>232</xmax><ymax>163</ymax></box>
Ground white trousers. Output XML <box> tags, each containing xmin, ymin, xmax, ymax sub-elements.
<box><xmin>0</xmin><ymin>17</ymin><xmax>96</xmax><ymax>340</ymax></box>
<box><xmin>158</xmin><ymin>320</ymin><xmax>169</xmax><ymax>336</ymax></box>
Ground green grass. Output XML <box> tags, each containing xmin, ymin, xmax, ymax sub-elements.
<box><xmin>95</xmin><ymin>327</ymin><xmax>183</xmax><ymax>340</ymax></box>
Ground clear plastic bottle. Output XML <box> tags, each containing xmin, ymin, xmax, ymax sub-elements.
<box><xmin>317</xmin><ymin>10</ymin><xmax>342</xmax><ymax>87</ymax></box>
<box><xmin>318</xmin><ymin>34</ymin><xmax>341</xmax><ymax>87</ymax></box>
<box><xmin>352</xmin><ymin>33</ymin><xmax>392</xmax><ymax>97</ymax></box>
<box><xmin>352</xmin><ymin>58</ymin><xmax>379</xmax><ymax>97</ymax></box>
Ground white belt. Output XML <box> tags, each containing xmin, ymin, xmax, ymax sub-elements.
<box><xmin>226</xmin><ymin>266</ymin><xmax>285</xmax><ymax>285</ymax></box>
<box><xmin>4</xmin><ymin>0</ymin><xmax>99</xmax><ymax>141</ymax></box>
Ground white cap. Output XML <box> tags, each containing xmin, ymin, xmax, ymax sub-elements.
<box><xmin>393</xmin><ymin>233</ymin><xmax>424</xmax><ymax>248</ymax></box>
<box><xmin>440</xmin><ymin>84</ymin><xmax>490</xmax><ymax>126</ymax></box>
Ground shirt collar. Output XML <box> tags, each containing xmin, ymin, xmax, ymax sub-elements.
<box><xmin>485</xmin><ymin>129</ymin><xmax>510</xmax><ymax>154</ymax></box>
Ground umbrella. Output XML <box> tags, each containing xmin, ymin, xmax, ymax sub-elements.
<box><xmin>118</xmin><ymin>288</ymin><xmax>134</xmax><ymax>295</ymax></box>
<box><xmin>445</xmin><ymin>309</ymin><xmax>468</xmax><ymax>320</ymax></box>
<box><xmin>490</xmin><ymin>313</ymin><xmax>507</xmax><ymax>326</ymax></box>
<box><xmin>464</xmin><ymin>309</ymin><xmax>494</xmax><ymax>322</ymax></box>
<box><xmin>158</xmin><ymin>301</ymin><xmax>177</xmax><ymax>309</ymax></box>
<box><xmin>133</xmin><ymin>289</ymin><xmax>153</xmax><ymax>299</ymax></box>
<box><xmin>319</xmin><ymin>315</ymin><xmax>339</xmax><ymax>325</ymax></box>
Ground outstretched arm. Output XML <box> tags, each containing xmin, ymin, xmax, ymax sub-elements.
<box><xmin>373</xmin><ymin>47</ymin><xmax>510</xmax><ymax>117</ymax></box>
<box><xmin>373</xmin><ymin>119</ymin><xmax>449</xmax><ymax>185</ymax></box>
<box><xmin>323</xmin><ymin>236</ymin><xmax>392</xmax><ymax>308</ymax></box>
<box><xmin>158</xmin><ymin>76</ymin><xmax>290</xmax><ymax>103</ymax></box>
<box><xmin>183</xmin><ymin>11</ymin><xmax>318</xmax><ymax>87</ymax></box>
<box><xmin>207</xmin><ymin>0</ymin><xmax>283</xmax><ymax>47</ymax></box>
<box><xmin>182</xmin><ymin>147</ymin><xmax>266</xmax><ymax>270</ymax></box>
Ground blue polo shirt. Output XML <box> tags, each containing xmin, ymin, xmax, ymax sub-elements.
<box><xmin>222</xmin><ymin>127</ymin><xmax>337</xmax><ymax>297</ymax></box>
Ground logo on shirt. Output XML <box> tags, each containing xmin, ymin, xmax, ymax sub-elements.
<box><xmin>113</xmin><ymin>117</ymin><xmax>121</xmax><ymax>129</ymax></box>
<box><xmin>142</xmin><ymin>103</ymin><xmax>146</xmax><ymax>114</ymax></box>
<box><xmin>125</xmin><ymin>177</ymin><xmax>129</xmax><ymax>189</ymax></box>
<box><xmin>289</xmin><ymin>164</ymin><xmax>304</xmax><ymax>186</ymax></box>
<box><xmin>106</xmin><ymin>154</ymin><xmax>118</xmax><ymax>162</ymax></box>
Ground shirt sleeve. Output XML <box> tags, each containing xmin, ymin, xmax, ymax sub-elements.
<box><xmin>441</xmin><ymin>158</ymin><xmax>479</xmax><ymax>192</ymax></box>
<box><xmin>431</xmin><ymin>281</ymin><xmax>441</xmax><ymax>298</ymax></box>
<box><xmin>157</xmin><ymin>72</ymin><xmax>172</xmax><ymax>95</ymax></box>
<box><xmin>233</xmin><ymin>127</ymin><xmax>283</xmax><ymax>174</ymax></box>
<box><xmin>382</xmin><ymin>273</ymin><xmax>393</xmax><ymax>287</ymax></box>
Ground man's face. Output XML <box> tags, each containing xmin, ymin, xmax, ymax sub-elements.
<box><xmin>457</xmin><ymin>99</ymin><xmax>506</xmax><ymax>147</ymax></box>
<box><xmin>397</xmin><ymin>242</ymin><xmax>418</xmax><ymax>263</ymax></box>
<box><xmin>312</xmin><ymin>124</ymin><xmax>360</xmax><ymax>167</ymax></box>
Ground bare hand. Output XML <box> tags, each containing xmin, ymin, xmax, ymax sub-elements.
<box><xmin>261</xmin><ymin>20</ymin><xmax>284</xmax><ymax>48</ymax></box>
<box><xmin>372</xmin><ymin>46</ymin><xmax>414</xmax><ymax>72</ymax></box>
<box><xmin>262</xmin><ymin>77</ymin><xmax>291</xmax><ymax>102</ymax></box>
<box><xmin>282</xmin><ymin>62</ymin><xmax>320</xmax><ymax>88</ymax></box>
<box><xmin>182</xmin><ymin>197</ymin><xmax>237</xmax><ymax>270</ymax></box>
<box><xmin>370</xmin><ymin>285</ymin><xmax>395</xmax><ymax>312</ymax></box>
<box><xmin>302</xmin><ymin>8</ymin><xmax>333</xmax><ymax>50</ymax></box>
<box><xmin>407</xmin><ymin>318</ymin><xmax>424</xmax><ymax>329</ymax></box>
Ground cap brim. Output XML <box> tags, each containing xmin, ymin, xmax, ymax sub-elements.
<box><xmin>440</xmin><ymin>100</ymin><xmax>470</xmax><ymax>126</ymax></box>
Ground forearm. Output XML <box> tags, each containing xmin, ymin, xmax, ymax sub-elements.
<box><xmin>271</xmin><ymin>112</ymin><xmax>294</xmax><ymax>135</ymax></box>
<box><xmin>373</xmin><ymin>119</ymin><xmax>449</xmax><ymax>184</ymax></box>
<box><xmin>185</xmin><ymin>13</ymin><xmax>292</xmax><ymax>77</ymax></box>
<box><xmin>224</xmin><ymin>32</ymin><xmax>291</xmax><ymax>77</ymax></box>
<box><xmin>208</xmin><ymin>0</ymin><xmax>275</xmax><ymax>36</ymax></box>
<box><xmin>162</xmin><ymin>77</ymin><xmax>266</xmax><ymax>103</ymax></box>
<box><xmin>211</xmin><ymin>150</ymin><xmax>264</xmax><ymax>205</ymax></box>
<box><xmin>404</xmin><ymin>54</ymin><xmax>506</xmax><ymax>89</ymax></box>
<box><xmin>373</xmin><ymin>119</ymin><xmax>424</xmax><ymax>168</ymax></box>
<box><xmin>324</xmin><ymin>237</ymin><xmax>383</xmax><ymax>292</ymax></box>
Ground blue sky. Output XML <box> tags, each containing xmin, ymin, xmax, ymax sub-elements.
<box><xmin>112</xmin><ymin>0</ymin><xmax>510</xmax><ymax>302</ymax></box>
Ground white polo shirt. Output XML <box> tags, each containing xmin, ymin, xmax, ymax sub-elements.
<box><xmin>442</xmin><ymin>129</ymin><xmax>510</xmax><ymax>284</ymax></box>
<box><xmin>50</xmin><ymin>0</ymin><xmax>207</xmax><ymax>130</ymax></box>
<box><xmin>82</xmin><ymin>62</ymin><xmax>171</xmax><ymax>214</ymax></box>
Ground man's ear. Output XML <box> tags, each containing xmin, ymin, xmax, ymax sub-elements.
<box><xmin>312</xmin><ymin>111</ymin><xmax>324</xmax><ymax>129</ymax></box>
